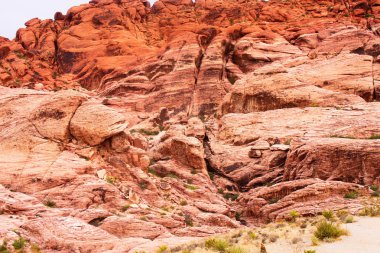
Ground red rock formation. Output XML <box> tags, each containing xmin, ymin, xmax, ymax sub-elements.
<box><xmin>0</xmin><ymin>0</ymin><xmax>380</xmax><ymax>251</ymax></box>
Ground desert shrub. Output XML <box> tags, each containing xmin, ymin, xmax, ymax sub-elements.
<box><xmin>122</xmin><ymin>204</ymin><xmax>130</xmax><ymax>211</ymax></box>
<box><xmin>185</xmin><ymin>184</ymin><xmax>199</xmax><ymax>191</ymax></box>
<box><xmin>322</xmin><ymin>210</ymin><xmax>334</xmax><ymax>220</ymax></box>
<box><xmin>235</xmin><ymin>212</ymin><xmax>241</xmax><ymax>221</ymax></box>
<box><xmin>43</xmin><ymin>199</ymin><xmax>56</xmax><ymax>208</ymax></box>
<box><xmin>247</xmin><ymin>231</ymin><xmax>256</xmax><ymax>240</ymax></box>
<box><xmin>0</xmin><ymin>241</ymin><xmax>9</xmax><ymax>253</ymax></box>
<box><xmin>344</xmin><ymin>191</ymin><xmax>358</xmax><ymax>199</ymax></box>
<box><xmin>314</xmin><ymin>221</ymin><xmax>346</xmax><ymax>240</ymax></box>
<box><xmin>344</xmin><ymin>215</ymin><xmax>354</xmax><ymax>223</ymax></box>
<box><xmin>368</xmin><ymin>134</ymin><xmax>380</xmax><ymax>139</ymax></box>
<box><xmin>156</xmin><ymin>245</ymin><xmax>169</xmax><ymax>253</ymax></box>
<box><xmin>205</xmin><ymin>238</ymin><xmax>229</xmax><ymax>252</ymax></box>
<box><xmin>31</xmin><ymin>244</ymin><xmax>41</xmax><ymax>253</ymax></box>
<box><xmin>311</xmin><ymin>235</ymin><xmax>320</xmax><ymax>246</ymax></box>
<box><xmin>359</xmin><ymin>206</ymin><xmax>380</xmax><ymax>216</ymax></box>
<box><xmin>106</xmin><ymin>176</ymin><xmax>116</xmax><ymax>185</ymax></box>
<box><xmin>184</xmin><ymin>214</ymin><xmax>193</xmax><ymax>226</ymax></box>
<box><xmin>227</xmin><ymin>246</ymin><xmax>247</xmax><ymax>253</ymax></box>
<box><xmin>12</xmin><ymin>237</ymin><xmax>26</xmax><ymax>250</ymax></box>
<box><xmin>180</xmin><ymin>200</ymin><xmax>188</xmax><ymax>206</ymax></box>
<box><xmin>291</xmin><ymin>237</ymin><xmax>302</xmax><ymax>244</ymax></box>
<box><xmin>288</xmin><ymin>210</ymin><xmax>300</xmax><ymax>222</ymax></box>
<box><xmin>304</xmin><ymin>250</ymin><xmax>316</xmax><ymax>253</ymax></box>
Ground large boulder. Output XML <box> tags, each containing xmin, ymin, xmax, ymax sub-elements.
<box><xmin>70</xmin><ymin>101</ymin><xmax>128</xmax><ymax>146</ymax></box>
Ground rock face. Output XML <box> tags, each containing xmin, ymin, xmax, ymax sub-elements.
<box><xmin>0</xmin><ymin>0</ymin><xmax>380</xmax><ymax>252</ymax></box>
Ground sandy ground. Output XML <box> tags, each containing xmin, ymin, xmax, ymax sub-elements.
<box><xmin>317</xmin><ymin>217</ymin><xmax>380</xmax><ymax>253</ymax></box>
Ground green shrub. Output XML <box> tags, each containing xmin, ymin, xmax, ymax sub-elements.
<box><xmin>344</xmin><ymin>215</ymin><xmax>354</xmax><ymax>223</ymax></box>
<box><xmin>43</xmin><ymin>199</ymin><xmax>56</xmax><ymax>208</ymax></box>
<box><xmin>304</xmin><ymin>250</ymin><xmax>316</xmax><ymax>253</ymax></box>
<box><xmin>235</xmin><ymin>212</ymin><xmax>241</xmax><ymax>221</ymax></box>
<box><xmin>359</xmin><ymin>206</ymin><xmax>380</xmax><ymax>216</ymax></box>
<box><xmin>368</xmin><ymin>134</ymin><xmax>380</xmax><ymax>139</ymax></box>
<box><xmin>227</xmin><ymin>246</ymin><xmax>247</xmax><ymax>253</ymax></box>
<box><xmin>248</xmin><ymin>231</ymin><xmax>256</xmax><ymax>240</ymax></box>
<box><xmin>180</xmin><ymin>200</ymin><xmax>188</xmax><ymax>206</ymax></box>
<box><xmin>185</xmin><ymin>184</ymin><xmax>198</xmax><ymax>191</ymax></box>
<box><xmin>205</xmin><ymin>238</ymin><xmax>229</xmax><ymax>252</ymax></box>
<box><xmin>322</xmin><ymin>210</ymin><xmax>334</xmax><ymax>220</ymax></box>
<box><xmin>0</xmin><ymin>242</ymin><xmax>9</xmax><ymax>253</ymax></box>
<box><xmin>122</xmin><ymin>204</ymin><xmax>130</xmax><ymax>211</ymax></box>
<box><xmin>12</xmin><ymin>237</ymin><xmax>26</xmax><ymax>250</ymax></box>
<box><xmin>156</xmin><ymin>245</ymin><xmax>169</xmax><ymax>253</ymax></box>
<box><xmin>314</xmin><ymin>221</ymin><xmax>346</xmax><ymax>240</ymax></box>
<box><xmin>288</xmin><ymin>210</ymin><xmax>300</xmax><ymax>222</ymax></box>
<box><xmin>344</xmin><ymin>191</ymin><xmax>358</xmax><ymax>199</ymax></box>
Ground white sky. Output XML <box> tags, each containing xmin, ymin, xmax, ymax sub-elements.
<box><xmin>0</xmin><ymin>0</ymin><xmax>157</xmax><ymax>39</ymax></box>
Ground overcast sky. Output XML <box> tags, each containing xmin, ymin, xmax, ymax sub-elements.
<box><xmin>0</xmin><ymin>0</ymin><xmax>157</xmax><ymax>39</ymax></box>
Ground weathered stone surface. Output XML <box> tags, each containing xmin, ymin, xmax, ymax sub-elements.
<box><xmin>285</xmin><ymin>138</ymin><xmax>380</xmax><ymax>185</ymax></box>
<box><xmin>70</xmin><ymin>101</ymin><xmax>128</xmax><ymax>146</ymax></box>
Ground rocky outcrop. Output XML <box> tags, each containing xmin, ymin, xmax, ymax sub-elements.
<box><xmin>1</xmin><ymin>0</ymin><xmax>380</xmax><ymax>251</ymax></box>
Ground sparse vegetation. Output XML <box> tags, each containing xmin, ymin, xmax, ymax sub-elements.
<box><xmin>205</xmin><ymin>238</ymin><xmax>229</xmax><ymax>252</ymax></box>
<box><xmin>180</xmin><ymin>200</ymin><xmax>188</xmax><ymax>206</ymax></box>
<box><xmin>184</xmin><ymin>214</ymin><xmax>193</xmax><ymax>226</ymax></box>
<box><xmin>122</xmin><ymin>204</ymin><xmax>130</xmax><ymax>211</ymax></box>
<box><xmin>31</xmin><ymin>244</ymin><xmax>41</xmax><ymax>253</ymax></box>
<box><xmin>185</xmin><ymin>184</ymin><xmax>199</xmax><ymax>191</ymax></box>
<box><xmin>344</xmin><ymin>191</ymin><xmax>358</xmax><ymax>199</ymax></box>
<box><xmin>106</xmin><ymin>176</ymin><xmax>116</xmax><ymax>185</ymax></box>
<box><xmin>304</xmin><ymin>250</ymin><xmax>316</xmax><ymax>253</ymax></box>
<box><xmin>288</xmin><ymin>210</ymin><xmax>300</xmax><ymax>222</ymax></box>
<box><xmin>139</xmin><ymin>181</ymin><xmax>148</xmax><ymax>190</ymax></box>
<box><xmin>248</xmin><ymin>231</ymin><xmax>256</xmax><ymax>240</ymax></box>
<box><xmin>43</xmin><ymin>199</ymin><xmax>56</xmax><ymax>208</ymax></box>
<box><xmin>359</xmin><ymin>205</ymin><xmax>380</xmax><ymax>217</ymax></box>
<box><xmin>12</xmin><ymin>237</ymin><xmax>26</xmax><ymax>250</ymax></box>
<box><xmin>368</xmin><ymin>134</ymin><xmax>380</xmax><ymax>139</ymax></box>
<box><xmin>156</xmin><ymin>245</ymin><xmax>169</xmax><ymax>253</ymax></box>
<box><xmin>322</xmin><ymin>210</ymin><xmax>334</xmax><ymax>220</ymax></box>
<box><xmin>132</xmin><ymin>128</ymin><xmax>160</xmax><ymax>136</ymax></box>
<box><xmin>314</xmin><ymin>221</ymin><xmax>346</xmax><ymax>241</ymax></box>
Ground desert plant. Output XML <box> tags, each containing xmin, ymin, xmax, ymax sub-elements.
<box><xmin>156</xmin><ymin>245</ymin><xmax>169</xmax><ymax>253</ymax></box>
<box><xmin>0</xmin><ymin>241</ymin><xmax>9</xmax><ymax>253</ymax></box>
<box><xmin>304</xmin><ymin>250</ymin><xmax>316</xmax><ymax>253</ymax></box>
<box><xmin>311</xmin><ymin>235</ymin><xmax>320</xmax><ymax>246</ymax></box>
<box><xmin>12</xmin><ymin>237</ymin><xmax>26</xmax><ymax>250</ymax></box>
<box><xmin>43</xmin><ymin>199</ymin><xmax>56</xmax><ymax>208</ymax></box>
<box><xmin>106</xmin><ymin>176</ymin><xmax>116</xmax><ymax>185</ymax></box>
<box><xmin>184</xmin><ymin>214</ymin><xmax>193</xmax><ymax>226</ymax></box>
<box><xmin>122</xmin><ymin>204</ymin><xmax>130</xmax><ymax>211</ymax></box>
<box><xmin>227</xmin><ymin>246</ymin><xmax>247</xmax><ymax>253</ymax></box>
<box><xmin>344</xmin><ymin>191</ymin><xmax>358</xmax><ymax>199</ymax></box>
<box><xmin>314</xmin><ymin>221</ymin><xmax>346</xmax><ymax>241</ymax></box>
<box><xmin>344</xmin><ymin>215</ymin><xmax>354</xmax><ymax>223</ymax></box>
<box><xmin>288</xmin><ymin>210</ymin><xmax>300</xmax><ymax>222</ymax></box>
<box><xmin>235</xmin><ymin>212</ymin><xmax>241</xmax><ymax>221</ymax></box>
<box><xmin>368</xmin><ymin>134</ymin><xmax>380</xmax><ymax>139</ymax></box>
<box><xmin>31</xmin><ymin>244</ymin><xmax>41</xmax><ymax>253</ymax></box>
<box><xmin>185</xmin><ymin>184</ymin><xmax>199</xmax><ymax>191</ymax></box>
<box><xmin>248</xmin><ymin>231</ymin><xmax>256</xmax><ymax>240</ymax></box>
<box><xmin>180</xmin><ymin>200</ymin><xmax>188</xmax><ymax>206</ymax></box>
<box><xmin>359</xmin><ymin>206</ymin><xmax>380</xmax><ymax>216</ymax></box>
<box><xmin>322</xmin><ymin>210</ymin><xmax>334</xmax><ymax>220</ymax></box>
<box><xmin>205</xmin><ymin>238</ymin><xmax>229</xmax><ymax>252</ymax></box>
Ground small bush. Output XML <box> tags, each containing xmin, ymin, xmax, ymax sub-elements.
<box><xmin>139</xmin><ymin>181</ymin><xmax>148</xmax><ymax>190</ymax></box>
<box><xmin>368</xmin><ymin>134</ymin><xmax>380</xmax><ymax>139</ymax></box>
<box><xmin>180</xmin><ymin>200</ymin><xmax>188</xmax><ymax>206</ymax></box>
<box><xmin>106</xmin><ymin>176</ymin><xmax>116</xmax><ymax>185</ymax></box>
<box><xmin>248</xmin><ymin>231</ymin><xmax>256</xmax><ymax>240</ymax></box>
<box><xmin>304</xmin><ymin>250</ymin><xmax>316</xmax><ymax>253</ymax></box>
<box><xmin>344</xmin><ymin>191</ymin><xmax>358</xmax><ymax>199</ymax></box>
<box><xmin>235</xmin><ymin>212</ymin><xmax>241</xmax><ymax>221</ymax></box>
<box><xmin>292</xmin><ymin>237</ymin><xmax>302</xmax><ymax>244</ymax></box>
<box><xmin>122</xmin><ymin>204</ymin><xmax>130</xmax><ymax>211</ymax></box>
<box><xmin>185</xmin><ymin>184</ymin><xmax>199</xmax><ymax>191</ymax></box>
<box><xmin>314</xmin><ymin>221</ymin><xmax>346</xmax><ymax>240</ymax></box>
<box><xmin>184</xmin><ymin>214</ymin><xmax>193</xmax><ymax>226</ymax></box>
<box><xmin>156</xmin><ymin>245</ymin><xmax>169</xmax><ymax>253</ymax></box>
<box><xmin>0</xmin><ymin>242</ymin><xmax>9</xmax><ymax>253</ymax></box>
<box><xmin>345</xmin><ymin>215</ymin><xmax>354</xmax><ymax>223</ymax></box>
<box><xmin>322</xmin><ymin>210</ymin><xmax>334</xmax><ymax>220</ymax></box>
<box><xmin>205</xmin><ymin>238</ymin><xmax>229</xmax><ymax>252</ymax></box>
<box><xmin>311</xmin><ymin>235</ymin><xmax>320</xmax><ymax>246</ymax></box>
<box><xmin>43</xmin><ymin>199</ymin><xmax>56</xmax><ymax>208</ymax></box>
<box><xmin>227</xmin><ymin>246</ymin><xmax>247</xmax><ymax>253</ymax></box>
<box><xmin>12</xmin><ymin>237</ymin><xmax>26</xmax><ymax>250</ymax></box>
<box><xmin>359</xmin><ymin>206</ymin><xmax>380</xmax><ymax>217</ymax></box>
<box><xmin>288</xmin><ymin>210</ymin><xmax>300</xmax><ymax>222</ymax></box>
<box><xmin>31</xmin><ymin>244</ymin><xmax>41</xmax><ymax>253</ymax></box>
